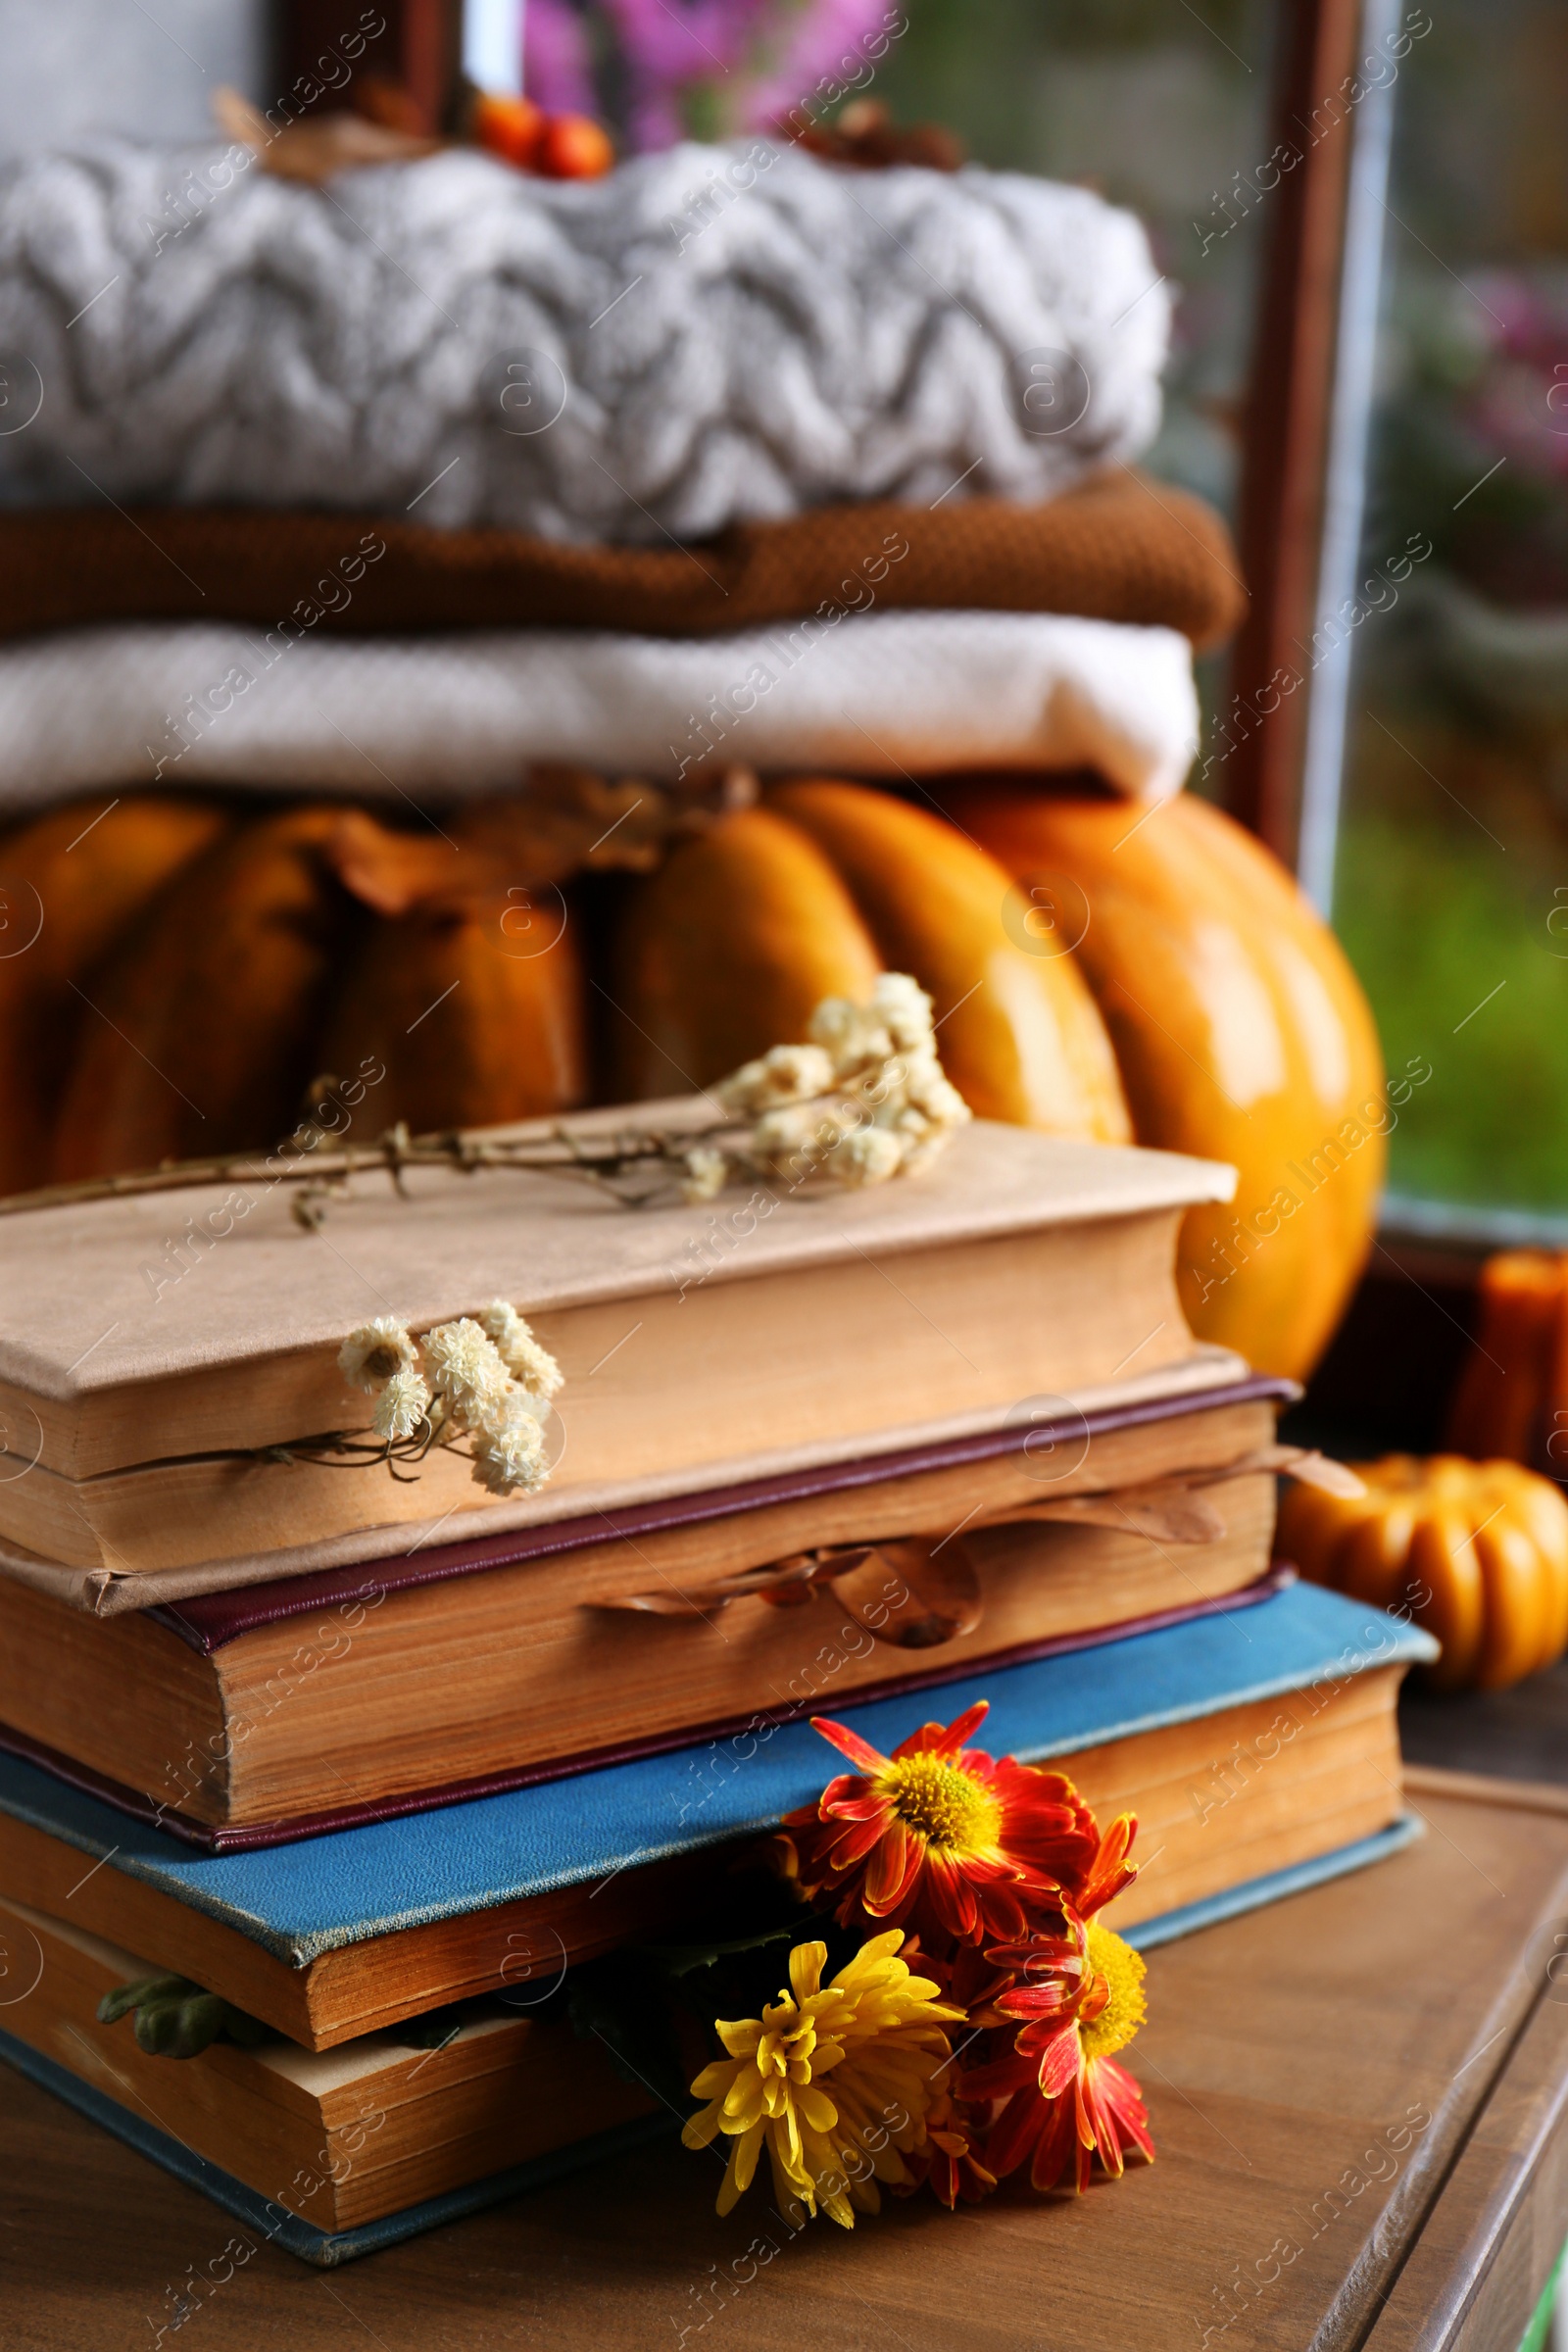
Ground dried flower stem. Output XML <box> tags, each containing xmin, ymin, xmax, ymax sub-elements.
<box><xmin>0</xmin><ymin>974</ymin><xmax>969</xmax><ymax>1228</ymax></box>
<box><xmin>262</xmin><ymin>1423</ymin><xmax>446</xmax><ymax>1483</ymax></box>
<box><xmin>0</xmin><ymin>1119</ymin><xmax>738</xmax><ymax>1223</ymax></box>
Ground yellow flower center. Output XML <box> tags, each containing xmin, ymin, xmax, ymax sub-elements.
<box><xmin>1079</xmin><ymin>1924</ymin><xmax>1147</xmax><ymax>2060</ymax></box>
<box><xmin>879</xmin><ymin>1753</ymin><xmax>1003</xmax><ymax>1855</ymax></box>
<box><xmin>755</xmin><ymin>1999</ymin><xmax>817</xmax><ymax>2078</ymax></box>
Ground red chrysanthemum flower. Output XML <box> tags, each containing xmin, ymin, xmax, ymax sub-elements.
<box><xmin>781</xmin><ymin>1701</ymin><xmax>1122</xmax><ymax>1944</ymax></box>
<box><xmin>962</xmin><ymin>1909</ymin><xmax>1154</xmax><ymax>2194</ymax></box>
<box><xmin>897</xmin><ymin>2082</ymin><xmax>998</xmax><ymax>2209</ymax></box>
<box><xmin>872</xmin><ymin>1937</ymin><xmax>998</xmax><ymax>2210</ymax></box>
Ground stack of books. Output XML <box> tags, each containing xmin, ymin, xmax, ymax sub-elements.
<box><xmin>0</xmin><ymin>1109</ymin><xmax>1430</xmax><ymax>2260</ymax></box>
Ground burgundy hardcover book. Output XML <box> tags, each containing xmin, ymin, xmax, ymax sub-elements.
<box><xmin>0</xmin><ymin>1377</ymin><xmax>1295</xmax><ymax>1851</ymax></box>
<box><xmin>157</xmin><ymin>1372</ymin><xmax>1295</xmax><ymax>1648</ymax></box>
<box><xmin>0</xmin><ymin>1571</ymin><xmax>1295</xmax><ymax>1853</ymax></box>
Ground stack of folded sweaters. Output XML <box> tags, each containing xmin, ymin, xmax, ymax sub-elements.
<box><xmin>0</xmin><ymin>133</ymin><xmax>1241</xmax><ymax>812</ymax></box>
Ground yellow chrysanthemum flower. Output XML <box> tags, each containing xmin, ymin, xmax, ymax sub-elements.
<box><xmin>681</xmin><ymin>1932</ymin><xmax>963</xmax><ymax>2229</ymax></box>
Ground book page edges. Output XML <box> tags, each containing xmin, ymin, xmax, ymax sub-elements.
<box><xmin>0</xmin><ymin>1590</ymin><xmax>1435</xmax><ymax>1966</ymax></box>
<box><xmin>3</xmin><ymin>1346</ymin><xmax>1256</xmax><ymax>1612</ymax></box>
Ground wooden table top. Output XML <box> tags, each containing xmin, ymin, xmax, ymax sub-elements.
<box><xmin>5</xmin><ymin>1768</ymin><xmax>1568</xmax><ymax>2352</ymax></box>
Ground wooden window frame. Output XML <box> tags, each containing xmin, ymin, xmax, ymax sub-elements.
<box><xmin>276</xmin><ymin>2</ymin><xmax>460</xmax><ymax>134</ymax></box>
<box><xmin>1228</xmin><ymin>0</ymin><xmax>1367</xmax><ymax>865</ymax></box>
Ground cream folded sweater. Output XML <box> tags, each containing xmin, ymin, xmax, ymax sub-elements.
<box><xmin>0</xmin><ymin>609</ymin><xmax>1199</xmax><ymax>810</ymax></box>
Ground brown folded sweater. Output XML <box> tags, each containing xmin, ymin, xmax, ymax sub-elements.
<box><xmin>0</xmin><ymin>469</ymin><xmax>1247</xmax><ymax>651</ymax></box>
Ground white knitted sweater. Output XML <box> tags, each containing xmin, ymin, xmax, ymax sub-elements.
<box><xmin>0</xmin><ymin>137</ymin><xmax>1169</xmax><ymax>542</ymax></box>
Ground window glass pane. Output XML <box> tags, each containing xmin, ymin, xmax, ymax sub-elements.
<box><xmin>1331</xmin><ymin>0</ymin><xmax>1568</xmax><ymax>1225</ymax></box>
<box><xmin>879</xmin><ymin>0</ymin><xmax>1274</xmax><ymax>530</ymax></box>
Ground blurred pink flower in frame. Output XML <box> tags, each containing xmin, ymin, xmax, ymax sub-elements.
<box><xmin>522</xmin><ymin>0</ymin><xmax>600</xmax><ymax>119</ymax></box>
<box><xmin>1462</xmin><ymin>267</ymin><xmax>1568</xmax><ymax>480</ymax></box>
<box><xmin>740</xmin><ymin>0</ymin><xmax>901</xmax><ymax>132</ymax></box>
<box><xmin>522</xmin><ymin>0</ymin><xmax>899</xmax><ymax>151</ymax></box>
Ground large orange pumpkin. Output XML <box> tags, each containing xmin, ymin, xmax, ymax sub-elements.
<box><xmin>0</xmin><ymin>796</ymin><xmax>230</xmax><ymax>1193</ymax></box>
<box><xmin>770</xmin><ymin>781</ymin><xmax>1131</xmax><ymax>1141</ymax></box>
<box><xmin>940</xmin><ymin>785</ymin><xmax>1388</xmax><ymax>1379</ymax></box>
<box><xmin>612</xmin><ymin>786</ymin><xmax>1132</xmax><ymax>1143</ymax></box>
<box><xmin>318</xmin><ymin>803</ymin><xmax>588</xmax><ymax>1133</ymax></box>
<box><xmin>9</xmin><ymin>774</ymin><xmax>1383</xmax><ymax>1381</ymax></box>
<box><xmin>610</xmin><ymin>803</ymin><xmax>884</xmax><ymax>1100</ymax></box>
<box><xmin>53</xmin><ymin>805</ymin><xmax>361</xmax><ymax>1177</ymax></box>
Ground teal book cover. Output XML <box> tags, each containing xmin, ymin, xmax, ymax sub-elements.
<box><xmin>0</xmin><ymin>1579</ymin><xmax>1434</xmax><ymax>1966</ymax></box>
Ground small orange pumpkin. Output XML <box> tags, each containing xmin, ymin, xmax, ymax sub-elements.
<box><xmin>1281</xmin><ymin>1453</ymin><xmax>1568</xmax><ymax>1692</ymax></box>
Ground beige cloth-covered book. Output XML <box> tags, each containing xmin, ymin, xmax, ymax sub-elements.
<box><xmin>0</xmin><ymin>1108</ymin><xmax>1234</xmax><ymax>1592</ymax></box>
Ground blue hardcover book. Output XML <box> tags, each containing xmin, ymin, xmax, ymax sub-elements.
<box><xmin>0</xmin><ymin>1579</ymin><xmax>1435</xmax><ymax>2057</ymax></box>
<box><xmin>0</xmin><ymin>1819</ymin><xmax>1420</xmax><ymax>2267</ymax></box>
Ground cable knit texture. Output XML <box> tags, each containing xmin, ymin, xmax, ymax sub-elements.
<box><xmin>0</xmin><ymin>138</ymin><xmax>1169</xmax><ymax>541</ymax></box>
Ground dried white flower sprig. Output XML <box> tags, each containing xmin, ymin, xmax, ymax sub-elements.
<box><xmin>314</xmin><ymin>1299</ymin><xmax>564</xmax><ymax>1497</ymax></box>
<box><xmin>0</xmin><ymin>978</ymin><xmax>969</xmax><ymax>1229</ymax></box>
<box><xmin>284</xmin><ymin>973</ymin><xmax>967</xmax><ymax>1219</ymax></box>
<box><xmin>689</xmin><ymin>972</ymin><xmax>971</xmax><ymax>1202</ymax></box>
